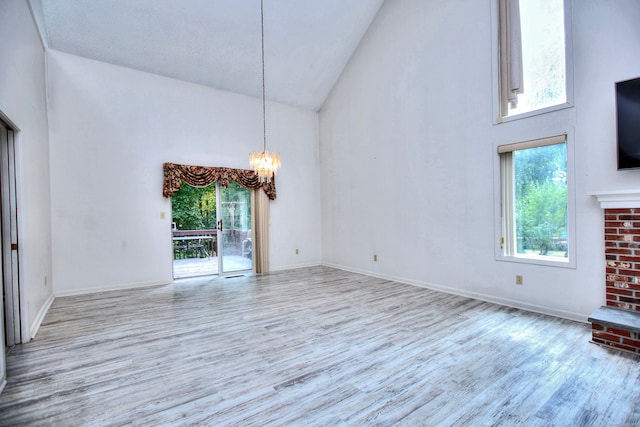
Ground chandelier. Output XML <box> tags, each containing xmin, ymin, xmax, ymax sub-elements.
<box><xmin>249</xmin><ymin>0</ymin><xmax>281</xmax><ymax>183</ymax></box>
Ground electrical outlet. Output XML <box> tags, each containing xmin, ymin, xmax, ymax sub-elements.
<box><xmin>516</xmin><ymin>275</ymin><xmax>523</xmax><ymax>285</ymax></box>
<box><xmin>373</xmin><ymin>254</ymin><xmax>378</xmax><ymax>262</ymax></box>
<box><xmin>295</xmin><ymin>249</ymin><xmax>299</xmax><ymax>255</ymax></box>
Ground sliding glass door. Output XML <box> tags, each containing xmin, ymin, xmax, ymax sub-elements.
<box><xmin>171</xmin><ymin>180</ymin><xmax>252</xmax><ymax>278</ymax></box>
<box><xmin>218</xmin><ymin>181</ymin><xmax>252</xmax><ymax>274</ymax></box>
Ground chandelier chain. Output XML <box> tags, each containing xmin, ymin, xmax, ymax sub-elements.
<box><xmin>261</xmin><ymin>0</ymin><xmax>266</xmax><ymax>152</ymax></box>
<box><xmin>249</xmin><ymin>0</ymin><xmax>281</xmax><ymax>183</ymax></box>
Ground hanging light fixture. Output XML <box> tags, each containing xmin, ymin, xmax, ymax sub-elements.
<box><xmin>249</xmin><ymin>0</ymin><xmax>281</xmax><ymax>183</ymax></box>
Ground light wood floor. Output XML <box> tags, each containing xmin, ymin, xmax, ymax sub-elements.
<box><xmin>1</xmin><ymin>266</ymin><xmax>639</xmax><ymax>426</ymax></box>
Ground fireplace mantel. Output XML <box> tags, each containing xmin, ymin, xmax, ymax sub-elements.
<box><xmin>590</xmin><ymin>189</ymin><xmax>640</xmax><ymax>209</ymax></box>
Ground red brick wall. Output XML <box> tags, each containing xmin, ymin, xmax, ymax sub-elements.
<box><xmin>604</xmin><ymin>208</ymin><xmax>640</xmax><ymax>311</ymax></box>
<box><xmin>592</xmin><ymin>323</ymin><xmax>640</xmax><ymax>353</ymax></box>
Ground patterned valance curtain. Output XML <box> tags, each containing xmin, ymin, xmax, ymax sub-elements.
<box><xmin>162</xmin><ymin>162</ymin><xmax>276</xmax><ymax>200</ymax></box>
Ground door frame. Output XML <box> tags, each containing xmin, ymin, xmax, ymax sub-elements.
<box><xmin>0</xmin><ymin>115</ymin><xmax>23</xmax><ymax>347</ymax></box>
<box><xmin>169</xmin><ymin>181</ymin><xmax>254</xmax><ymax>279</ymax></box>
<box><xmin>216</xmin><ymin>182</ymin><xmax>254</xmax><ymax>277</ymax></box>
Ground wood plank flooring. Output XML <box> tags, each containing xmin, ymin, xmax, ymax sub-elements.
<box><xmin>1</xmin><ymin>266</ymin><xmax>639</xmax><ymax>426</ymax></box>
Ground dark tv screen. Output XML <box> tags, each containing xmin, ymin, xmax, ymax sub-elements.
<box><xmin>617</xmin><ymin>77</ymin><xmax>640</xmax><ymax>170</ymax></box>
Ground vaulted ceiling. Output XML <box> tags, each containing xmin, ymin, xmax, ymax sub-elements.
<box><xmin>35</xmin><ymin>0</ymin><xmax>384</xmax><ymax>111</ymax></box>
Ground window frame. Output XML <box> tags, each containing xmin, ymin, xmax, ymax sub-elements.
<box><xmin>494</xmin><ymin>130</ymin><xmax>576</xmax><ymax>268</ymax></box>
<box><xmin>491</xmin><ymin>0</ymin><xmax>575</xmax><ymax>124</ymax></box>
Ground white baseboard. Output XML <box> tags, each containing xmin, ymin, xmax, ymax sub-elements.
<box><xmin>29</xmin><ymin>293</ymin><xmax>55</xmax><ymax>340</ymax></box>
<box><xmin>54</xmin><ymin>279</ymin><xmax>170</xmax><ymax>297</ymax></box>
<box><xmin>322</xmin><ymin>262</ymin><xmax>588</xmax><ymax>323</ymax></box>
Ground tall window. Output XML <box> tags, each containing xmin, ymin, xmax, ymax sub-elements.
<box><xmin>498</xmin><ymin>0</ymin><xmax>568</xmax><ymax>119</ymax></box>
<box><xmin>499</xmin><ymin>135</ymin><xmax>569</xmax><ymax>263</ymax></box>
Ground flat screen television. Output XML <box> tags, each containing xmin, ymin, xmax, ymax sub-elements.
<box><xmin>616</xmin><ymin>77</ymin><xmax>640</xmax><ymax>170</ymax></box>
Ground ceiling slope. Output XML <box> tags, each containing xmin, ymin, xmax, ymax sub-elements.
<box><xmin>37</xmin><ymin>0</ymin><xmax>384</xmax><ymax>111</ymax></box>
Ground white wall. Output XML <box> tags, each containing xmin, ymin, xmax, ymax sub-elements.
<box><xmin>47</xmin><ymin>51</ymin><xmax>321</xmax><ymax>295</ymax></box>
<box><xmin>320</xmin><ymin>0</ymin><xmax>640</xmax><ymax>321</ymax></box>
<box><xmin>0</xmin><ymin>0</ymin><xmax>53</xmax><ymax>352</ymax></box>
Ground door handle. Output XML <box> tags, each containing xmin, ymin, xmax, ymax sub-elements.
<box><xmin>217</xmin><ymin>219</ymin><xmax>222</xmax><ymax>231</ymax></box>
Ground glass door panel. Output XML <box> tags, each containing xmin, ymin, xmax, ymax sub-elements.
<box><xmin>218</xmin><ymin>181</ymin><xmax>253</xmax><ymax>274</ymax></box>
<box><xmin>170</xmin><ymin>183</ymin><xmax>218</xmax><ymax>279</ymax></box>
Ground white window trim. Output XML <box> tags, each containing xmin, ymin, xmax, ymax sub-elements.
<box><xmin>490</xmin><ymin>0</ymin><xmax>575</xmax><ymax>125</ymax></box>
<box><xmin>493</xmin><ymin>129</ymin><xmax>576</xmax><ymax>269</ymax></box>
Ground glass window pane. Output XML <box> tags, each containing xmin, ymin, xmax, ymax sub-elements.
<box><xmin>508</xmin><ymin>0</ymin><xmax>566</xmax><ymax>116</ymax></box>
<box><xmin>220</xmin><ymin>181</ymin><xmax>252</xmax><ymax>273</ymax></box>
<box><xmin>514</xmin><ymin>143</ymin><xmax>567</xmax><ymax>258</ymax></box>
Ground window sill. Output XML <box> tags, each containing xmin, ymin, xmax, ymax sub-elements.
<box><xmin>495</xmin><ymin>102</ymin><xmax>574</xmax><ymax>125</ymax></box>
<box><xmin>496</xmin><ymin>253</ymin><xmax>576</xmax><ymax>269</ymax></box>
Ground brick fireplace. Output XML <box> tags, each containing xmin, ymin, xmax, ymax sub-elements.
<box><xmin>589</xmin><ymin>191</ymin><xmax>640</xmax><ymax>354</ymax></box>
<box><xmin>604</xmin><ymin>208</ymin><xmax>640</xmax><ymax>311</ymax></box>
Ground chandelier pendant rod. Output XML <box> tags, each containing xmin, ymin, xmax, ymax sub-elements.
<box><xmin>249</xmin><ymin>0</ymin><xmax>281</xmax><ymax>183</ymax></box>
<box><xmin>261</xmin><ymin>0</ymin><xmax>267</xmax><ymax>153</ymax></box>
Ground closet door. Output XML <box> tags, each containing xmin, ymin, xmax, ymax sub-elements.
<box><xmin>0</xmin><ymin>120</ymin><xmax>20</xmax><ymax>347</ymax></box>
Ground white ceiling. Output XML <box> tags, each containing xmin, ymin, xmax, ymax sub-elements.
<box><xmin>36</xmin><ymin>0</ymin><xmax>384</xmax><ymax>111</ymax></box>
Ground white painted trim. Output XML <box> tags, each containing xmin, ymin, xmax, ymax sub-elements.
<box><xmin>29</xmin><ymin>293</ymin><xmax>54</xmax><ymax>340</ymax></box>
<box><xmin>491</xmin><ymin>0</ymin><xmax>575</xmax><ymax>125</ymax></box>
<box><xmin>590</xmin><ymin>190</ymin><xmax>640</xmax><ymax>209</ymax></box>
<box><xmin>493</xmin><ymin>127</ymin><xmax>577</xmax><ymax>269</ymax></box>
<box><xmin>270</xmin><ymin>262</ymin><xmax>322</xmax><ymax>272</ymax></box>
<box><xmin>0</xmin><ymin>378</ymin><xmax>6</xmax><ymax>395</ymax></box>
<box><xmin>322</xmin><ymin>262</ymin><xmax>588</xmax><ymax>323</ymax></box>
<box><xmin>498</xmin><ymin>102</ymin><xmax>574</xmax><ymax>124</ymax></box>
<box><xmin>54</xmin><ymin>279</ymin><xmax>170</xmax><ymax>297</ymax></box>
